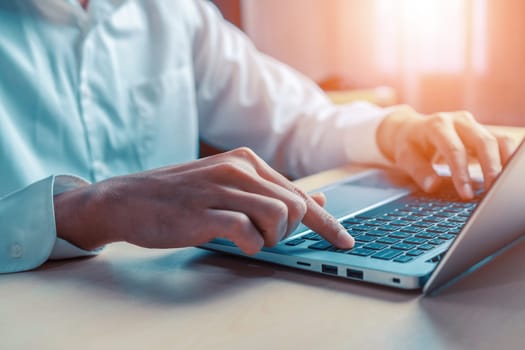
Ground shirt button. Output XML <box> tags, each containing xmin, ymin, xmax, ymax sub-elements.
<box><xmin>10</xmin><ymin>243</ymin><xmax>23</xmax><ymax>259</ymax></box>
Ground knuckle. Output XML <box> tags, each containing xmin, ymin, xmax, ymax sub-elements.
<box><xmin>291</xmin><ymin>199</ymin><xmax>307</xmax><ymax>220</ymax></box>
<box><xmin>232</xmin><ymin>147</ymin><xmax>257</xmax><ymax>162</ymax></box>
<box><xmin>427</xmin><ymin>114</ymin><xmax>448</xmax><ymax>131</ymax></box>
<box><xmin>227</xmin><ymin>213</ymin><xmax>252</xmax><ymax>234</ymax></box>
<box><xmin>265</xmin><ymin>199</ymin><xmax>288</xmax><ymax>225</ymax></box>
<box><xmin>215</xmin><ymin>161</ymin><xmax>249</xmax><ymax>179</ymax></box>
<box><xmin>457</xmin><ymin>110</ymin><xmax>475</xmax><ymax>123</ymax></box>
<box><xmin>290</xmin><ymin>186</ymin><xmax>309</xmax><ymax>201</ymax></box>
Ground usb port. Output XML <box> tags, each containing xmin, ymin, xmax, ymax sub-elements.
<box><xmin>321</xmin><ymin>264</ymin><xmax>338</xmax><ymax>275</ymax></box>
<box><xmin>346</xmin><ymin>269</ymin><xmax>364</xmax><ymax>280</ymax></box>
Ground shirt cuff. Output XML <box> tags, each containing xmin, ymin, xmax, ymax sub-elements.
<box><xmin>48</xmin><ymin>175</ymin><xmax>105</xmax><ymax>260</ymax></box>
<box><xmin>297</xmin><ymin>101</ymin><xmax>393</xmax><ymax>177</ymax></box>
<box><xmin>340</xmin><ymin>102</ymin><xmax>393</xmax><ymax>167</ymax></box>
<box><xmin>0</xmin><ymin>176</ymin><xmax>57</xmax><ymax>273</ymax></box>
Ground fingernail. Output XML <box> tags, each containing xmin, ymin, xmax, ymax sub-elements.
<box><xmin>463</xmin><ymin>183</ymin><xmax>474</xmax><ymax>199</ymax></box>
<box><xmin>423</xmin><ymin>176</ymin><xmax>436</xmax><ymax>192</ymax></box>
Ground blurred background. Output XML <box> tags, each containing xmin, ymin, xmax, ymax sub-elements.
<box><xmin>213</xmin><ymin>0</ymin><xmax>525</xmax><ymax>126</ymax></box>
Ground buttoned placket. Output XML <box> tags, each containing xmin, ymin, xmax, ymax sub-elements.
<box><xmin>77</xmin><ymin>22</ymin><xmax>102</xmax><ymax>181</ymax></box>
<box><xmin>75</xmin><ymin>2</ymin><xmax>115</xmax><ymax>182</ymax></box>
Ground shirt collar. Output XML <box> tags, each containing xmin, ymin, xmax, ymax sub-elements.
<box><xmin>29</xmin><ymin>0</ymin><xmax>127</xmax><ymax>28</ymax></box>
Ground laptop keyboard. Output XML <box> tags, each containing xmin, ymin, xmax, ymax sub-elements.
<box><xmin>286</xmin><ymin>186</ymin><xmax>482</xmax><ymax>264</ymax></box>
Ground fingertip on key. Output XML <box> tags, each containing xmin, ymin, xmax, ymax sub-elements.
<box><xmin>462</xmin><ymin>183</ymin><xmax>474</xmax><ymax>199</ymax></box>
<box><xmin>337</xmin><ymin>228</ymin><xmax>355</xmax><ymax>249</ymax></box>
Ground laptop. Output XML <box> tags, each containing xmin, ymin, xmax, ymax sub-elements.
<box><xmin>201</xmin><ymin>139</ymin><xmax>525</xmax><ymax>295</ymax></box>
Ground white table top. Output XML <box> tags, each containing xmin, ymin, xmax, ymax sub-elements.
<box><xmin>3</xmin><ymin>240</ymin><xmax>525</xmax><ymax>350</ymax></box>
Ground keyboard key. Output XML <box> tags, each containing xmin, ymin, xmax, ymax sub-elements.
<box><xmin>437</xmin><ymin>222</ymin><xmax>458</xmax><ymax>228</ymax></box>
<box><xmin>303</xmin><ymin>232</ymin><xmax>322</xmax><ymax>241</ymax></box>
<box><xmin>415</xmin><ymin>232</ymin><xmax>437</xmax><ymax>239</ymax></box>
<box><xmin>393</xmin><ymin>255</ymin><xmax>414</xmax><ymax>263</ymax></box>
<box><xmin>390</xmin><ymin>220</ymin><xmax>412</xmax><ymax>226</ymax></box>
<box><xmin>406</xmin><ymin>249</ymin><xmax>425</xmax><ymax>256</ymax></box>
<box><xmin>388</xmin><ymin>232</ymin><xmax>411</xmax><ymax>239</ymax></box>
<box><xmin>348</xmin><ymin>225</ymin><xmax>370</xmax><ymax>231</ymax></box>
<box><xmin>428</xmin><ymin>238</ymin><xmax>446</xmax><ymax>246</ymax></box>
<box><xmin>385</xmin><ymin>212</ymin><xmax>405</xmax><ymax>217</ymax></box>
<box><xmin>371</xmin><ymin>249</ymin><xmax>403</xmax><ymax>260</ymax></box>
<box><xmin>448</xmin><ymin>228</ymin><xmax>461</xmax><ymax>234</ymax></box>
<box><xmin>448</xmin><ymin>217</ymin><xmax>468</xmax><ymax>223</ymax></box>
<box><xmin>355</xmin><ymin>215</ymin><xmax>375</xmax><ymax>220</ymax></box>
<box><xmin>328</xmin><ymin>247</ymin><xmax>352</xmax><ymax>253</ymax></box>
<box><xmin>398</xmin><ymin>226</ymin><xmax>423</xmax><ymax>233</ymax></box>
<box><xmin>376</xmin><ymin>237</ymin><xmax>400</xmax><ymax>245</ymax></box>
<box><xmin>433</xmin><ymin>212</ymin><xmax>456</xmax><ymax>217</ymax></box>
<box><xmin>379</xmin><ymin>225</ymin><xmax>399</xmax><ymax>231</ymax></box>
<box><xmin>412</xmin><ymin>221</ymin><xmax>434</xmax><ymax>228</ymax></box>
<box><xmin>308</xmin><ymin>240</ymin><xmax>333</xmax><ymax>250</ymax></box>
<box><xmin>442</xmin><ymin>220</ymin><xmax>465</xmax><ymax>227</ymax></box>
<box><xmin>342</xmin><ymin>218</ymin><xmax>362</xmax><ymax>226</ymax></box>
<box><xmin>285</xmin><ymin>238</ymin><xmax>305</xmax><ymax>246</ymax></box>
<box><xmin>348</xmin><ymin>248</ymin><xmax>376</xmax><ymax>257</ymax></box>
<box><xmin>345</xmin><ymin>229</ymin><xmax>364</xmax><ymax>236</ymax></box>
<box><xmin>426</xmin><ymin>226</ymin><xmax>449</xmax><ymax>234</ymax></box>
<box><xmin>355</xmin><ymin>235</ymin><xmax>376</xmax><ymax>243</ymax></box>
<box><xmin>364</xmin><ymin>221</ymin><xmax>381</xmax><ymax>227</ymax></box>
<box><xmin>392</xmin><ymin>243</ymin><xmax>415</xmax><ymax>251</ymax></box>
<box><xmin>439</xmin><ymin>234</ymin><xmax>456</xmax><ymax>240</ymax></box>
<box><xmin>422</xmin><ymin>217</ymin><xmax>441</xmax><ymax>223</ymax></box>
<box><xmin>363</xmin><ymin>242</ymin><xmax>388</xmax><ymax>250</ymax></box>
<box><xmin>366</xmin><ymin>229</ymin><xmax>390</xmax><ymax>237</ymax></box>
<box><xmin>403</xmin><ymin>237</ymin><xmax>427</xmax><ymax>245</ymax></box>
<box><xmin>419</xmin><ymin>244</ymin><xmax>435</xmax><ymax>250</ymax></box>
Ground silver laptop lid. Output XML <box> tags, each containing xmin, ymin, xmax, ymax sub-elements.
<box><xmin>423</xmin><ymin>138</ymin><xmax>525</xmax><ymax>295</ymax></box>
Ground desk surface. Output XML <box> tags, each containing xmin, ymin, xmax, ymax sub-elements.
<box><xmin>3</xmin><ymin>126</ymin><xmax>525</xmax><ymax>350</ymax></box>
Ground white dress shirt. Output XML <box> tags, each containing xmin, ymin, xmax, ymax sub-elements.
<box><xmin>0</xmin><ymin>0</ymin><xmax>389</xmax><ymax>273</ymax></box>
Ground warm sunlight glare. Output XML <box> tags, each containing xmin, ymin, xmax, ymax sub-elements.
<box><xmin>374</xmin><ymin>0</ymin><xmax>487</xmax><ymax>75</ymax></box>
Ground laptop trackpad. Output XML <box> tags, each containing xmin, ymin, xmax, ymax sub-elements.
<box><xmin>291</xmin><ymin>179</ymin><xmax>410</xmax><ymax>235</ymax></box>
<box><xmin>322</xmin><ymin>184</ymin><xmax>408</xmax><ymax>219</ymax></box>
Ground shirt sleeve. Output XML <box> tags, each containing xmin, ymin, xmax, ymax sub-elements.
<box><xmin>191</xmin><ymin>0</ymin><xmax>392</xmax><ymax>179</ymax></box>
<box><xmin>0</xmin><ymin>175</ymin><xmax>103</xmax><ymax>274</ymax></box>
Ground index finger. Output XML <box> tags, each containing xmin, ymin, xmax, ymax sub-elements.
<box><xmin>301</xmin><ymin>194</ymin><xmax>355</xmax><ymax>248</ymax></box>
<box><xmin>427</xmin><ymin>117</ymin><xmax>474</xmax><ymax>199</ymax></box>
<box><xmin>235</xmin><ymin>148</ymin><xmax>354</xmax><ymax>248</ymax></box>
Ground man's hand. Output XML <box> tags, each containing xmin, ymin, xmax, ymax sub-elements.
<box><xmin>377</xmin><ymin>105</ymin><xmax>518</xmax><ymax>199</ymax></box>
<box><xmin>54</xmin><ymin>148</ymin><xmax>354</xmax><ymax>254</ymax></box>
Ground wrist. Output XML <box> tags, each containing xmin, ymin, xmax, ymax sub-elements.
<box><xmin>54</xmin><ymin>183</ymin><xmax>113</xmax><ymax>250</ymax></box>
<box><xmin>377</xmin><ymin>105</ymin><xmax>422</xmax><ymax>161</ymax></box>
